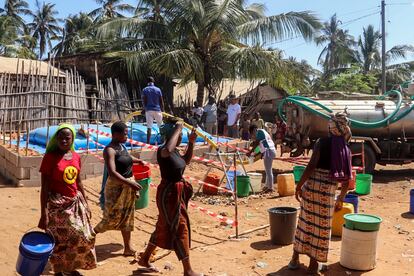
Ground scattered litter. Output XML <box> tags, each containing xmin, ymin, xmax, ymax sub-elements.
<box><xmin>394</xmin><ymin>224</ymin><xmax>402</xmax><ymax>230</ymax></box>
<box><xmin>256</xmin><ymin>261</ymin><xmax>268</xmax><ymax>268</ymax></box>
<box><xmin>164</xmin><ymin>261</ymin><xmax>173</xmax><ymax>270</ymax></box>
<box><xmin>345</xmin><ymin>271</ymin><xmax>352</xmax><ymax>275</ymax></box>
<box><xmin>242</xmin><ymin>250</ymin><xmax>247</xmax><ymax>254</ymax></box>
<box><xmin>402</xmin><ymin>250</ymin><xmax>414</xmax><ymax>258</ymax></box>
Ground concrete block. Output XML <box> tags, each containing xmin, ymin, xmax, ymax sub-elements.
<box><xmin>86</xmin><ymin>174</ymin><xmax>97</xmax><ymax>179</ymax></box>
<box><xmin>139</xmin><ymin>150</ymin><xmax>156</xmax><ymax>161</ymax></box>
<box><xmin>8</xmin><ymin>151</ymin><xmax>19</xmax><ymax>166</ymax></box>
<box><xmin>15</xmin><ymin>167</ymin><xmax>30</xmax><ymax>180</ymax></box>
<box><xmin>30</xmin><ymin>167</ymin><xmax>41</xmax><ymax>180</ymax></box>
<box><xmin>0</xmin><ymin>145</ymin><xmax>5</xmax><ymax>157</ymax></box>
<box><xmin>81</xmin><ymin>163</ymin><xmax>95</xmax><ymax>175</ymax></box>
<box><xmin>80</xmin><ymin>154</ymin><xmax>102</xmax><ymax>164</ymax></box>
<box><xmin>18</xmin><ymin>179</ymin><xmax>41</xmax><ymax>187</ymax></box>
<box><xmin>80</xmin><ymin>174</ymin><xmax>87</xmax><ymax>180</ymax></box>
<box><xmin>19</xmin><ymin>156</ymin><xmax>42</xmax><ymax>168</ymax></box>
<box><xmin>0</xmin><ymin>155</ymin><xmax>6</xmax><ymax>169</ymax></box>
<box><xmin>93</xmin><ymin>163</ymin><xmax>104</xmax><ymax>175</ymax></box>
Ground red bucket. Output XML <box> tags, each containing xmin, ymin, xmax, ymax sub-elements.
<box><xmin>203</xmin><ymin>173</ymin><xmax>221</xmax><ymax>195</ymax></box>
<box><xmin>132</xmin><ymin>164</ymin><xmax>151</xmax><ymax>181</ymax></box>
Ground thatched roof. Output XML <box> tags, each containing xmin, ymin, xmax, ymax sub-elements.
<box><xmin>0</xmin><ymin>56</ymin><xmax>65</xmax><ymax>77</ymax></box>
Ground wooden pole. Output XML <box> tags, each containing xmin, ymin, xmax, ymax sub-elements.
<box><xmin>233</xmin><ymin>154</ymin><xmax>239</xmax><ymax>239</ymax></box>
<box><xmin>228</xmin><ymin>224</ymin><xmax>269</xmax><ymax>239</ymax></box>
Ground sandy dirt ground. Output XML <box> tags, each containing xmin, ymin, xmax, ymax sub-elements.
<box><xmin>1</xmin><ymin>157</ymin><xmax>413</xmax><ymax>276</ymax></box>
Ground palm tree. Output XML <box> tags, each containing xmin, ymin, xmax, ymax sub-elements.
<box><xmin>0</xmin><ymin>15</ymin><xmax>19</xmax><ymax>55</ymax></box>
<box><xmin>89</xmin><ymin>0</ymin><xmax>134</xmax><ymax>23</ymax></box>
<box><xmin>98</xmin><ymin>0</ymin><xmax>321</xmax><ymax>104</ymax></box>
<box><xmin>53</xmin><ymin>13</ymin><xmax>95</xmax><ymax>56</ymax></box>
<box><xmin>316</xmin><ymin>14</ymin><xmax>357</xmax><ymax>74</ymax></box>
<box><xmin>0</xmin><ymin>0</ymin><xmax>30</xmax><ymax>28</ymax></box>
<box><xmin>28</xmin><ymin>1</ymin><xmax>61</xmax><ymax>59</ymax></box>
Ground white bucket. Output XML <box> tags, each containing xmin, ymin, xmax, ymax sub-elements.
<box><xmin>247</xmin><ymin>172</ymin><xmax>262</xmax><ymax>193</ymax></box>
<box><xmin>340</xmin><ymin>226</ymin><xmax>379</xmax><ymax>271</ymax></box>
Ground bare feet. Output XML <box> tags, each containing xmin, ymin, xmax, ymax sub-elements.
<box><xmin>123</xmin><ymin>248</ymin><xmax>136</xmax><ymax>257</ymax></box>
<box><xmin>288</xmin><ymin>252</ymin><xmax>300</xmax><ymax>270</ymax></box>
<box><xmin>137</xmin><ymin>258</ymin><xmax>159</xmax><ymax>272</ymax></box>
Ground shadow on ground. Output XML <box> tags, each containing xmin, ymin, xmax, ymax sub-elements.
<box><xmin>250</xmin><ymin>239</ymin><xmax>286</xmax><ymax>251</ymax></box>
<box><xmin>374</xmin><ymin>169</ymin><xmax>414</xmax><ymax>184</ymax></box>
<box><xmin>401</xmin><ymin>212</ymin><xmax>414</xmax><ymax>219</ymax></box>
<box><xmin>266</xmin><ymin>262</ymin><xmax>369</xmax><ymax>276</ymax></box>
<box><xmin>95</xmin><ymin>243</ymin><xmax>124</xmax><ymax>262</ymax></box>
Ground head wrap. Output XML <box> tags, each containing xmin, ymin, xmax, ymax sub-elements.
<box><xmin>45</xmin><ymin>123</ymin><xmax>76</xmax><ymax>153</ymax></box>
<box><xmin>329</xmin><ymin>112</ymin><xmax>352</xmax><ymax>142</ymax></box>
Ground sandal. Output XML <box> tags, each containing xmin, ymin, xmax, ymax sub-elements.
<box><xmin>136</xmin><ymin>265</ymin><xmax>160</xmax><ymax>273</ymax></box>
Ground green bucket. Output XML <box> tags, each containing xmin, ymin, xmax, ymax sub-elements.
<box><xmin>293</xmin><ymin>166</ymin><xmax>306</xmax><ymax>182</ymax></box>
<box><xmin>236</xmin><ymin>175</ymin><xmax>250</xmax><ymax>197</ymax></box>
<box><xmin>355</xmin><ymin>174</ymin><xmax>373</xmax><ymax>195</ymax></box>
<box><xmin>135</xmin><ymin>178</ymin><xmax>151</xmax><ymax>209</ymax></box>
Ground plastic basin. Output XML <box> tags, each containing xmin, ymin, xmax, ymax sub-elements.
<box><xmin>344</xmin><ymin>214</ymin><xmax>382</xmax><ymax>232</ymax></box>
<box><xmin>293</xmin><ymin>166</ymin><xmax>306</xmax><ymax>182</ymax></box>
<box><xmin>133</xmin><ymin>164</ymin><xmax>151</xmax><ymax>181</ymax></box>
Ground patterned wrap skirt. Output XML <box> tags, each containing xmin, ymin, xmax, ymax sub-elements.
<box><xmin>47</xmin><ymin>191</ymin><xmax>97</xmax><ymax>272</ymax></box>
<box><xmin>150</xmin><ymin>179</ymin><xmax>193</xmax><ymax>260</ymax></box>
<box><xmin>95</xmin><ymin>177</ymin><xmax>136</xmax><ymax>232</ymax></box>
<box><xmin>293</xmin><ymin>169</ymin><xmax>338</xmax><ymax>262</ymax></box>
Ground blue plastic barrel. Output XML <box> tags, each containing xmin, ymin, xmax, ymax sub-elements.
<box><xmin>225</xmin><ymin>171</ymin><xmax>243</xmax><ymax>190</ymax></box>
<box><xmin>410</xmin><ymin>189</ymin><xmax>414</xmax><ymax>214</ymax></box>
<box><xmin>344</xmin><ymin>194</ymin><xmax>359</xmax><ymax>213</ymax></box>
<box><xmin>16</xmin><ymin>231</ymin><xmax>55</xmax><ymax>276</ymax></box>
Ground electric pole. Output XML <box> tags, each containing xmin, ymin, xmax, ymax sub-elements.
<box><xmin>381</xmin><ymin>0</ymin><xmax>386</xmax><ymax>94</ymax></box>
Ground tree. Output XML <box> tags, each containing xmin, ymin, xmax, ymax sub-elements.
<box><xmin>0</xmin><ymin>15</ymin><xmax>19</xmax><ymax>55</ymax></box>
<box><xmin>97</xmin><ymin>0</ymin><xmax>321</xmax><ymax>104</ymax></box>
<box><xmin>89</xmin><ymin>0</ymin><xmax>134</xmax><ymax>23</ymax></box>
<box><xmin>0</xmin><ymin>0</ymin><xmax>30</xmax><ymax>28</ymax></box>
<box><xmin>316</xmin><ymin>14</ymin><xmax>357</xmax><ymax>74</ymax></box>
<box><xmin>28</xmin><ymin>1</ymin><xmax>61</xmax><ymax>59</ymax></box>
<box><xmin>53</xmin><ymin>13</ymin><xmax>95</xmax><ymax>56</ymax></box>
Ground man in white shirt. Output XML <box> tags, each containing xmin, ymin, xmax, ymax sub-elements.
<box><xmin>226</xmin><ymin>94</ymin><xmax>241</xmax><ymax>138</ymax></box>
<box><xmin>203</xmin><ymin>96</ymin><xmax>218</xmax><ymax>134</ymax></box>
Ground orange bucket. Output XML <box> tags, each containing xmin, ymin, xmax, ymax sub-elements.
<box><xmin>203</xmin><ymin>173</ymin><xmax>221</xmax><ymax>195</ymax></box>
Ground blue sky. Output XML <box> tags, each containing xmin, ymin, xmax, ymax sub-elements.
<box><xmin>5</xmin><ymin>0</ymin><xmax>414</xmax><ymax>68</ymax></box>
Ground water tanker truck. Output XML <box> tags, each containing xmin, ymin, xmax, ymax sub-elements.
<box><xmin>279</xmin><ymin>90</ymin><xmax>414</xmax><ymax>174</ymax></box>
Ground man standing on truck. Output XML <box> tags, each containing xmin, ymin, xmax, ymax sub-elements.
<box><xmin>142</xmin><ymin>77</ymin><xmax>164</xmax><ymax>144</ymax></box>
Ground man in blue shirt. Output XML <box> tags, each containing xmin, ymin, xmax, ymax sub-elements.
<box><xmin>142</xmin><ymin>77</ymin><xmax>164</xmax><ymax>144</ymax></box>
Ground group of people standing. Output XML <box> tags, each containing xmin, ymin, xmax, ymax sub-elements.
<box><xmin>37</xmin><ymin>75</ymin><xmax>354</xmax><ymax>275</ymax></box>
<box><xmin>38</xmin><ymin>118</ymin><xmax>202</xmax><ymax>275</ymax></box>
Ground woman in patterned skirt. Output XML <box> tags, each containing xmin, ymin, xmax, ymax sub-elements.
<box><xmin>288</xmin><ymin>113</ymin><xmax>353</xmax><ymax>275</ymax></box>
<box><xmin>38</xmin><ymin>124</ymin><xmax>96</xmax><ymax>276</ymax></box>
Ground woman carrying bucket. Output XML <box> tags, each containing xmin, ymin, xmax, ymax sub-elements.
<box><xmin>138</xmin><ymin>118</ymin><xmax>203</xmax><ymax>276</ymax></box>
<box><xmin>38</xmin><ymin>124</ymin><xmax>96</xmax><ymax>275</ymax></box>
<box><xmin>95</xmin><ymin>121</ymin><xmax>144</xmax><ymax>256</ymax></box>
<box><xmin>247</xmin><ymin>125</ymin><xmax>276</xmax><ymax>193</ymax></box>
<box><xmin>288</xmin><ymin>112</ymin><xmax>352</xmax><ymax>274</ymax></box>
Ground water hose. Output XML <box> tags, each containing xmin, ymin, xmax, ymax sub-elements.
<box><xmin>124</xmin><ymin>110</ymin><xmax>219</xmax><ymax>150</ymax></box>
<box><xmin>278</xmin><ymin>90</ymin><xmax>406</xmax><ymax>129</ymax></box>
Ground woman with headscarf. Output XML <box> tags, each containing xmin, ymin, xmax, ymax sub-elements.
<box><xmin>288</xmin><ymin>112</ymin><xmax>353</xmax><ymax>275</ymax></box>
<box><xmin>95</xmin><ymin>121</ymin><xmax>144</xmax><ymax>256</ymax></box>
<box><xmin>38</xmin><ymin>124</ymin><xmax>96</xmax><ymax>276</ymax></box>
<box><xmin>138</xmin><ymin>118</ymin><xmax>202</xmax><ymax>276</ymax></box>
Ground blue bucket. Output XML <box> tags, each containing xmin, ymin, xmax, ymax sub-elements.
<box><xmin>225</xmin><ymin>171</ymin><xmax>243</xmax><ymax>190</ymax></box>
<box><xmin>410</xmin><ymin>189</ymin><xmax>414</xmax><ymax>214</ymax></box>
<box><xmin>16</xmin><ymin>231</ymin><xmax>55</xmax><ymax>276</ymax></box>
<box><xmin>344</xmin><ymin>194</ymin><xmax>359</xmax><ymax>213</ymax></box>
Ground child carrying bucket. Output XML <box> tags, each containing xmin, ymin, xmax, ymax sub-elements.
<box><xmin>38</xmin><ymin>124</ymin><xmax>97</xmax><ymax>275</ymax></box>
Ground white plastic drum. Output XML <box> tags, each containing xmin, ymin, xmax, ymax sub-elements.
<box><xmin>247</xmin><ymin>172</ymin><xmax>262</xmax><ymax>193</ymax></box>
<box><xmin>340</xmin><ymin>226</ymin><xmax>379</xmax><ymax>270</ymax></box>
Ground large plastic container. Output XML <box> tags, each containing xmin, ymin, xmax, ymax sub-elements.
<box><xmin>356</xmin><ymin>174</ymin><xmax>373</xmax><ymax>195</ymax></box>
<box><xmin>236</xmin><ymin>175</ymin><xmax>250</xmax><ymax>197</ymax></box>
<box><xmin>268</xmin><ymin>207</ymin><xmax>298</xmax><ymax>245</ymax></box>
<box><xmin>247</xmin><ymin>172</ymin><xmax>262</xmax><ymax>193</ymax></box>
<box><xmin>340</xmin><ymin>226</ymin><xmax>379</xmax><ymax>270</ymax></box>
<box><xmin>277</xmin><ymin>174</ymin><xmax>295</xmax><ymax>197</ymax></box>
<box><xmin>410</xmin><ymin>189</ymin><xmax>414</xmax><ymax>214</ymax></box>
<box><xmin>16</xmin><ymin>231</ymin><xmax>55</xmax><ymax>276</ymax></box>
<box><xmin>203</xmin><ymin>173</ymin><xmax>221</xmax><ymax>195</ymax></box>
<box><xmin>293</xmin><ymin>166</ymin><xmax>306</xmax><ymax>182</ymax></box>
<box><xmin>344</xmin><ymin>193</ymin><xmax>359</xmax><ymax>213</ymax></box>
<box><xmin>332</xmin><ymin>203</ymin><xmax>355</xmax><ymax>237</ymax></box>
<box><xmin>135</xmin><ymin>178</ymin><xmax>151</xmax><ymax>209</ymax></box>
<box><xmin>225</xmin><ymin>171</ymin><xmax>243</xmax><ymax>190</ymax></box>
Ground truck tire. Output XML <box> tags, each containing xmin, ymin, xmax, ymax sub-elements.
<box><xmin>349</xmin><ymin>143</ymin><xmax>377</xmax><ymax>174</ymax></box>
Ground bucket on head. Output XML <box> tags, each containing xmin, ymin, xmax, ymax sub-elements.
<box><xmin>203</xmin><ymin>173</ymin><xmax>221</xmax><ymax>195</ymax></box>
<box><xmin>268</xmin><ymin>207</ymin><xmax>298</xmax><ymax>245</ymax></box>
<box><xmin>132</xmin><ymin>164</ymin><xmax>151</xmax><ymax>181</ymax></box>
<box><xmin>355</xmin><ymin>174</ymin><xmax>373</xmax><ymax>195</ymax></box>
<box><xmin>236</xmin><ymin>175</ymin><xmax>250</xmax><ymax>197</ymax></box>
<box><xmin>344</xmin><ymin>193</ymin><xmax>359</xmax><ymax>213</ymax></box>
<box><xmin>16</xmin><ymin>231</ymin><xmax>55</xmax><ymax>276</ymax></box>
<box><xmin>247</xmin><ymin>172</ymin><xmax>262</xmax><ymax>193</ymax></box>
<box><xmin>135</xmin><ymin>178</ymin><xmax>151</xmax><ymax>209</ymax></box>
<box><xmin>225</xmin><ymin>171</ymin><xmax>243</xmax><ymax>190</ymax></box>
<box><xmin>293</xmin><ymin>166</ymin><xmax>306</xmax><ymax>183</ymax></box>
<box><xmin>410</xmin><ymin>189</ymin><xmax>414</xmax><ymax>214</ymax></box>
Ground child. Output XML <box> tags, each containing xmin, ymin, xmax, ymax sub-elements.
<box><xmin>239</xmin><ymin>113</ymin><xmax>251</xmax><ymax>141</ymax></box>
